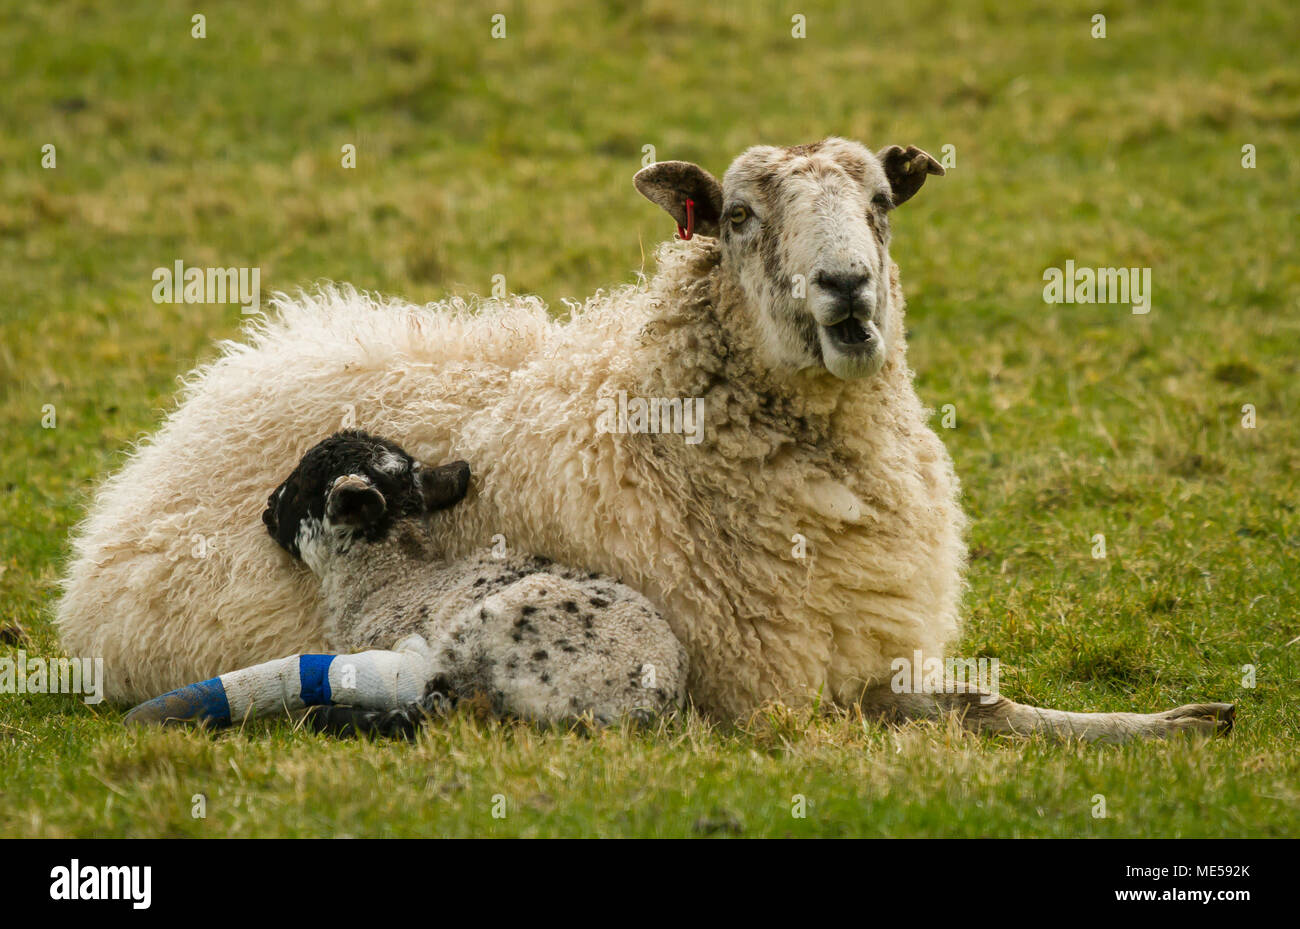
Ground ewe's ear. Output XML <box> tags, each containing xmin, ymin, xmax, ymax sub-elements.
<box><xmin>877</xmin><ymin>145</ymin><xmax>945</xmax><ymax>207</ymax></box>
<box><xmin>633</xmin><ymin>160</ymin><xmax>723</xmax><ymax>238</ymax></box>
<box><xmin>420</xmin><ymin>460</ymin><xmax>471</xmax><ymax>512</ymax></box>
<box><xmin>325</xmin><ymin>475</ymin><xmax>386</xmax><ymax>529</ymax></box>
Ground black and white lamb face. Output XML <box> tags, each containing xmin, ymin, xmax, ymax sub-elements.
<box><xmin>634</xmin><ymin>137</ymin><xmax>944</xmax><ymax>380</ymax></box>
<box><xmin>262</xmin><ymin>430</ymin><xmax>471</xmax><ymax>571</ymax></box>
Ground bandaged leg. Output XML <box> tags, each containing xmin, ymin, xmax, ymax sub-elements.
<box><xmin>124</xmin><ymin>635</ymin><xmax>437</xmax><ymax>727</ymax></box>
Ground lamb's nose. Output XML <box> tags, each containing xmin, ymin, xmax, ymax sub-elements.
<box><xmin>815</xmin><ymin>270</ymin><xmax>870</xmax><ymax>302</ymax></box>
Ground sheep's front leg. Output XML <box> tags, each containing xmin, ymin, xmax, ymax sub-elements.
<box><xmin>859</xmin><ymin>682</ymin><xmax>1235</xmax><ymax>743</ymax></box>
<box><xmin>123</xmin><ymin>635</ymin><xmax>439</xmax><ymax>729</ymax></box>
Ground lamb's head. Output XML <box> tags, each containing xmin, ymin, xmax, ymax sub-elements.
<box><xmin>261</xmin><ymin>429</ymin><xmax>471</xmax><ymax>573</ymax></box>
<box><xmin>635</xmin><ymin>137</ymin><xmax>943</xmax><ymax>380</ymax></box>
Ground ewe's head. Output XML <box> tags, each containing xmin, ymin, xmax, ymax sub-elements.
<box><xmin>262</xmin><ymin>430</ymin><xmax>471</xmax><ymax>573</ymax></box>
<box><xmin>635</xmin><ymin>137</ymin><xmax>943</xmax><ymax>380</ymax></box>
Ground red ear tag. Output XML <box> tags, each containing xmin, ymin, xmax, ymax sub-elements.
<box><xmin>676</xmin><ymin>198</ymin><xmax>695</xmax><ymax>241</ymax></box>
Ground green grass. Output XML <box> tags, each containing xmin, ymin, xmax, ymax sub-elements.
<box><xmin>1</xmin><ymin>0</ymin><xmax>1297</xmax><ymax>837</ymax></box>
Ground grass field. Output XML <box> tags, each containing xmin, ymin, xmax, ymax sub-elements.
<box><xmin>1</xmin><ymin>0</ymin><xmax>1297</xmax><ymax>837</ymax></box>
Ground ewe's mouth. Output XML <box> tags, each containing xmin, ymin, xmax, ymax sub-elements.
<box><xmin>826</xmin><ymin>316</ymin><xmax>872</xmax><ymax>346</ymax></box>
<box><xmin>817</xmin><ymin>316</ymin><xmax>886</xmax><ymax>379</ymax></box>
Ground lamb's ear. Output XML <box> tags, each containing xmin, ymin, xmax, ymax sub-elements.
<box><xmin>326</xmin><ymin>475</ymin><xmax>386</xmax><ymax>529</ymax></box>
<box><xmin>262</xmin><ymin>480</ymin><xmax>300</xmax><ymax>554</ymax></box>
<box><xmin>420</xmin><ymin>461</ymin><xmax>471</xmax><ymax>512</ymax></box>
<box><xmin>877</xmin><ymin>145</ymin><xmax>945</xmax><ymax>207</ymax></box>
<box><xmin>634</xmin><ymin>160</ymin><xmax>723</xmax><ymax>237</ymax></box>
<box><xmin>261</xmin><ymin>486</ymin><xmax>283</xmax><ymax>536</ymax></box>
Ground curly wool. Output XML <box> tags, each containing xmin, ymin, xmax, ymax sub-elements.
<box><xmin>58</xmin><ymin>238</ymin><xmax>965</xmax><ymax>719</ymax></box>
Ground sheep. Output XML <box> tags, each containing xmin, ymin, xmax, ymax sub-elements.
<box><xmin>123</xmin><ymin>430</ymin><xmax>687</xmax><ymax>732</ymax></box>
<box><xmin>59</xmin><ymin>137</ymin><xmax>1234</xmax><ymax>740</ymax></box>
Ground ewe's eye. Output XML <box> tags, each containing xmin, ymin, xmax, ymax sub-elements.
<box><xmin>728</xmin><ymin>204</ymin><xmax>749</xmax><ymax>225</ymax></box>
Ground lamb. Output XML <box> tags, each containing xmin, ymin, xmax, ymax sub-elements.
<box><xmin>123</xmin><ymin>430</ymin><xmax>687</xmax><ymax>732</ymax></box>
<box><xmin>59</xmin><ymin>137</ymin><xmax>1234</xmax><ymax>740</ymax></box>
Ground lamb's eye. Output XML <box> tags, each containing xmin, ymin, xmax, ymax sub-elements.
<box><xmin>872</xmin><ymin>192</ymin><xmax>894</xmax><ymax>210</ymax></box>
<box><xmin>728</xmin><ymin>205</ymin><xmax>749</xmax><ymax>225</ymax></box>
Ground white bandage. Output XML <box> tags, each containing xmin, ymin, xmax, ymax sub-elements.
<box><xmin>326</xmin><ymin>635</ymin><xmax>437</xmax><ymax>710</ymax></box>
<box><xmin>217</xmin><ymin>635</ymin><xmax>437</xmax><ymax>721</ymax></box>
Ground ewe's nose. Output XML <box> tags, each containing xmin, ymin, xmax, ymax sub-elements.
<box><xmin>814</xmin><ymin>270</ymin><xmax>871</xmax><ymax>305</ymax></box>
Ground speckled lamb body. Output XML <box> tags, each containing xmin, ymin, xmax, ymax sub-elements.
<box><xmin>323</xmin><ymin>543</ymin><xmax>687</xmax><ymax>724</ymax></box>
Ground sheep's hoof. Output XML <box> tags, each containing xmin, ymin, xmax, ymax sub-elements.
<box><xmin>123</xmin><ymin>677</ymin><xmax>232</xmax><ymax>728</ymax></box>
<box><xmin>124</xmin><ymin>692</ymin><xmax>221</xmax><ymax>728</ymax></box>
<box><xmin>1157</xmin><ymin>702</ymin><xmax>1235</xmax><ymax>737</ymax></box>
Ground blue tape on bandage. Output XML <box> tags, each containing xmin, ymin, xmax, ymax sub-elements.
<box><xmin>124</xmin><ymin>676</ymin><xmax>230</xmax><ymax>727</ymax></box>
<box><xmin>188</xmin><ymin>677</ymin><xmax>233</xmax><ymax>723</ymax></box>
<box><xmin>298</xmin><ymin>655</ymin><xmax>335</xmax><ymax>706</ymax></box>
